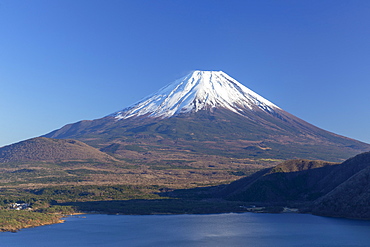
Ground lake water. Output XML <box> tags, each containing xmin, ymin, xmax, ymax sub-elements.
<box><xmin>1</xmin><ymin>213</ymin><xmax>370</xmax><ymax>247</ymax></box>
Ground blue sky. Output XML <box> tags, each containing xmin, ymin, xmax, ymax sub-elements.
<box><xmin>1</xmin><ymin>0</ymin><xmax>370</xmax><ymax>147</ymax></box>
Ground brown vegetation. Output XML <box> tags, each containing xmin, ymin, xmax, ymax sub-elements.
<box><xmin>0</xmin><ymin>137</ymin><xmax>117</xmax><ymax>163</ymax></box>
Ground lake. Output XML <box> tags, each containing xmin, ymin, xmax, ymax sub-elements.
<box><xmin>1</xmin><ymin>213</ymin><xmax>370</xmax><ymax>247</ymax></box>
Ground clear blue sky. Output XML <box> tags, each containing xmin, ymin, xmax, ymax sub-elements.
<box><xmin>1</xmin><ymin>0</ymin><xmax>370</xmax><ymax>147</ymax></box>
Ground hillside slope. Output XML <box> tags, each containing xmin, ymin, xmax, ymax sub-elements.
<box><xmin>0</xmin><ymin>137</ymin><xmax>117</xmax><ymax>163</ymax></box>
<box><xmin>221</xmin><ymin>159</ymin><xmax>338</xmax><ymax>202</ymax></box>
<box><xmin>0</xmin><ymin>136</ymin><xmax>248</xmax><ymax>188</ymax></box>
<box><xmin>44</xmin><ymin>108</ymin><xmax>370</xmax><ymax>162</ymax></box>
<box><xmin>311</xmin><ymin>152</ymin><xmax>370</xmax><ymax>219</ymax></box>
<box><xmin>219</xmin><ymin>152</ymin><xmax>370</xmax><ymax>219</ymax></box>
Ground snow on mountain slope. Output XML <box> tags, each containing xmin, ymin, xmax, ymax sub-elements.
<box><xmin>113</xmin><ymin>70</ymin><xmax>280</xmax><ymax>119</ymax></box>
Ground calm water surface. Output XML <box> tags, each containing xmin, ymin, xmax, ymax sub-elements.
<box><xmin>1</xmin><ymin>213</ymin><xmax>370</xmax><ymax>247</ymax></box>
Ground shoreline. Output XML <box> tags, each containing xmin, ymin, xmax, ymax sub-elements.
<box><xmin>2</xmin><ymin>205</ymin><xmax>368</xmax><ymax>233</ymax></box>
<box><xmin>0</xmin><ymin>211</ymin><xmax>88</xmax><ymax>233</ymax></box>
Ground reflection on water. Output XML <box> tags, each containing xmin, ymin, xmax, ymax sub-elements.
<box><xmin>1</xmin><ymin>213</ymin><xmax>370</xmax><ymax>247</ymax></box>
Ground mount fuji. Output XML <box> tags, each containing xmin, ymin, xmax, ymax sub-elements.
<box><xmin>44</xmin><ymin>70</ymin><xmax>370</xmax><ymax>162</ymax></box>
<box><xmin>112</xmin><ymin>70</ymin><xmax>279</xmax><ymax>119</ymax></box>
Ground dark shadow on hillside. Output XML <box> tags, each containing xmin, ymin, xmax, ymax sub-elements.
<box><xmin>58</xmin><ymin>198</ymin><xmax>249</xmax><ymax>215</ymax></box>
<box><xmin>58</xmin><ymin>154</ymin><xmax>370</xmax><ymax>217</ymax></box>
<box><xmin>158</xmin><ymin>164</ymin><xmax>343</xmax><ymax>203</ymax></box>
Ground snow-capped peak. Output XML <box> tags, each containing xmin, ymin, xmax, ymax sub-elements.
<box><xmin>113</xmin><ymin>70</ymin><xmax>280</xmax><ymax>119</ymax></box>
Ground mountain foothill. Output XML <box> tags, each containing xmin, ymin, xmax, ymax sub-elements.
<box><xmin>1</xmin><ymin>70</ymin><xmax>369</xmax><ymax>219</ymax></box>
